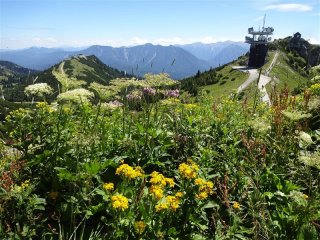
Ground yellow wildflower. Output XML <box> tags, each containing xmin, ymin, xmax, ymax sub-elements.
<box><xmin>310</xmin><ymin>83</ymin><xmax>320</xmax><ymax>95</ymax></box>
<box><xmin>150</xmin><ymin>171</ymin><xmax>166</xmax><ymax>186</ymax></box>
<box><xmin>233</xmin><ymin>201</ymin><xmax>240</xmax><ymax>210</ymax></box>
<box><xmin>155</xmin><ymin>202</ymin><xmax>168</xmax><ymax>212</ymax></box>
<box><xmin>36</xmin><ymin>102</ymin><xmax>48</xmax><ymax>108</ymax></box>
<box><xmin>111</xmin><ymin>194</ymin><xmax>129</xmax><ymax>211</ymax></box>
<box><xmin>166</xmin><ymin>195</ymin><xmax>180</xmax><ymax>211</ymax></box>
<box><xmin>149</xmin><ymin>185</ymin><xmax>164</xmax><ymax>199</ymax></box>
<box><xmin>195</xmin><ymin>178</ymin><xmax>214</xmax><ymax>199</ymax></box>
<box><xmin>303</xmin><ymin>194</ymin><xmax>309</xmax><ymax>200</ymax></box>
<box><xmin>165</xmin><ymin>177</ymin><xmax>175</xmax><ymax>187</ymax></box>
<box><xmin>184</xmin><ymin>103</ymin><xmax>197</xmax><ymax>110</ymax></box>
<box><xmin>103</xmin><ymin>182</ymin><xmax>114</xmax><ymax>191</ymax></box>
<box><xmin>167</xmin><ymin>98</ymin><xmax>180</xmax><ymax>103</ymax></box>
<box><xmin>200</xmin><ymin>181</ymin><xmax>214</xmax><ymax>193</ymax></box>
<box><xmin>21</xmin><ymin>179</ymin><xmax>30</xmax><ymax>189</ymax></box>
<box><xmin>134</xmin><ymin>221</ymin><xmax>147</xmax><ymax>234</ymax></box>
<box><xmin>195</xmin><ymin>178</ymin><xmax>206</xmax><ymax>186</ymax></box>
<box><xmin>178</xmin><ymin>160</ymin><xmax>199</xmax><ymax>179</ymax></box>
<box><xmin>196</xmin><ymin>191</ymin><xmax>209</xmax><ymax>200</ymax></box>
<box><xmin>15</xmin><ymin>186</ymin><xmax>22</xmax><ymax>193</ymax></box>
<box><xmin>149</xmin><ymin>171</ymin><xmax>175</xmax><ymax>187</ymax></box>
<box><xmin>175</xmin><ymin>192</ymin><xmax>183</xmax><ymax>198</ymax></box>
<box><xmin>116</xmin><ymin>164</ymin><xmax>144</xmax><ymax>180</ymax></box>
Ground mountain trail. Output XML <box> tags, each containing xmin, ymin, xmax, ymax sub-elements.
<box><xmin>235</xmin><ymin>50</ymin><xmax>279</xmax><ymax>105</ymax></box>
<box><xmin>59</xmin><ymin>61</ymin><xmax>66</xmax><ymax>75</ymax></box>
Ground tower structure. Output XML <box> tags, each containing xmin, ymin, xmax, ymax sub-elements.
<box><xmin>245</xmin><ymin>15</ymin><xmax>274</xmax><ymax>68</ymax></box>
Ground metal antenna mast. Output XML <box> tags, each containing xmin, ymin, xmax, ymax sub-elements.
<box><xmin>245</xmin><ymin>14</ymin><xmax>274</xmax><ymax>68</ymax></box>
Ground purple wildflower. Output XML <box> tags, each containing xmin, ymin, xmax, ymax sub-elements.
<box><xmin>143</xmin><ymin>87</ymin><xmax>156</xmax><ymax>96</ymax></box>
<box><xmin>126</xmin><ymin>94</ymin><xmax>142</xmax><ymax>101</ymax></box>
<box><xmin>166</xmin><ymin>89</ymin><xmax>180</xmax><ymax>98</ymax></box>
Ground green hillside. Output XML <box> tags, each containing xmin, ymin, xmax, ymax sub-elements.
<box><xmin>2</xmin><ymin>55</ymin><xmax>130</xmax><ymax>102</ymax></box>
<box><xmin>265</xmin><ymin>51</ymin><xmax>308</xmax><ymax>93</ymax></box>
<box><xmin>0</xmin><ymin>60</ymin><xmax>37</xmax><ymax>84</ymax></box>
<box><xmin>0</xmin><ymin>61</ymin><xmax>37</xmax><ymax>102</ymax></box>
<box><xmin>181</xmin><ymin>36</ymin><xmax>318</xmax><ymax>101</ymax></box>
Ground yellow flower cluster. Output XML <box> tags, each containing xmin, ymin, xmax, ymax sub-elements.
<box><xmin>111</xmin><ymin>194</ymin><xmax>129</xmax><ymax>211</ymax></box>
<box><xmin>233</xmin><ymin>201</ymin><xmax>240</xmax><ymax>210</ymax></box>
<box><xmin>150</xmin><ymin>171</ymin><xmax>175</xmax><ymax>187</ymax></box>
<box><xmin>155</xmin><ymin>194</ymin><xmax>182</xmax><ymax>212</ymax></box>
<box><xmin>149</xmin><ymin>185</ymin><xmax>164</xmax><ymax>199</ymax></box>
<box><xmin>178</xmin><ymin>160</ymin><xmax>199</xmax><ymax>179</ymax></box>
<box><xmin>134</xmin><ymin>221</ymin><xmax>147</xmax><ymax>234</ymax></box>
<box><xmin>194</xmin><ymin>178</ymin><xmax>214</xmax><ymax>200</ymax></box>
<box><xmin>103</xmin><ymin>182</ymin><xmax>114</xmax><ymax>191</ymax></box>
<box><xmin>309</xmin><ymin>83</ymin><xmax>320</xmax><ymax>95</ymax></box>
<box><xmin>175</xmin><ymin>192</ymin><xmax>183</xmax><ymax>198</ymax></box>
<box><xmin>12</xmin><ymin>179</ymin><xmax>30</xmax><ymax>193</ymax></box>
<box><xmin>149</xmin><ymin>171</ymin><xmax>175</xmax><ymax>199</ymax></box>
<box><xmin>184</xmin><ymin>103</ymin><xmax>197</xmax><ymax>110</ymax></box>
<box><xmin>36</xmin><ymin>102</ymin><xmax>47</xmax><ymax>108</ymax></box>
<box><xmin>6</xmin><ymin>108</ymin><xmax>29</xmax><ymax>121</ymax></box>
<box><xmin>36</xmin><ymin>102</ymin><xmax>55</xmax><ymax>113</ymax></box>
<box><xmin>167</xmin><ymin>98</ymin><xmax>180</xmax><ymax>103</ymax></box>
<box><xmin>155</xmin><ymin>202</ymin><xmax>168</xmax><ymax>212</ymax></box>
<box><xmin>166</xmin><ymin>195</ymin><xmax>180</xmax><ymax>211</ymax></box>
<box><xmin>116</xmin><ymin>163</ymin><xmax>144</xmax><ymax>180</ymax></box>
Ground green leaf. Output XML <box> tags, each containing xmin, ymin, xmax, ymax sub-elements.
<box><xmin>264</xmin><ymin>192</ymin><xmax>274</xmax><ymax>199</ymax></box>
<box><xmin>297</xmin><ymin>224</ymin><xmax>318</xmax><ymax>240</ymax></box>
<box><xmin>167</xmin><ymin>227</ymin><xmax>179</xmax><ymax>236</ymax></box>
<box><xmin>84</xmin><ymin>160</ymin><xmax>102</xmax><ymax>175</ymax></box>
<box><xmin>203</xmin><ymin>201</ymin><xmax>219</xmax><ymax>209</ymax></box>
<box><xmin>192</xmin><ymin>234</ymin><xmax>207</xmax><ymax>240</ymax></box>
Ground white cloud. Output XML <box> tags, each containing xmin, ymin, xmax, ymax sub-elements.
<box><xmin>309</xmin><ymin>38</ymin><xmax>320</xmax><ymax>45</ymax></box>
<box><xmin>263</xmin><ymin>3</ymin><xmax>312</xmax><ymax>12</ymax></box>
<box><xmin>31</xmin><ymin>37</ymin><xmax>58</xmax><ymax>46</ymax></box>
<box><xmin>130</xmin><ymin>36</ymin><xmax>149</xmax><ymax>45</ymax></box>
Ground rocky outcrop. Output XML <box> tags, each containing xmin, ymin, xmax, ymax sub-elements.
<box><xmin>308</xmin><ymin>46</ymin><xmax>320</xmax><ymax>66</ymax></box>
<box><xmin>287</xmin><ymin>32</ymin><xmax>320</xmax><ymax>67</ymax></box>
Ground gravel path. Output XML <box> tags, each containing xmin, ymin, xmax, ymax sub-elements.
<box><xmin>235</xmin><ymin>51</ymin><xmax>279</xmax><ymax>105</ymax></box>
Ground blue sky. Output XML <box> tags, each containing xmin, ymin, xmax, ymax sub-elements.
<box><xmin>0</xmin><ymin>0</ymin><xmax>319</xmax><ymax>49</ymax></box>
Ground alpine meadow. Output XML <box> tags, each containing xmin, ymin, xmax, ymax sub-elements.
<box><xmin>0</xmin><ymin>0</ymin><xmax>320</xmax><ymax>239</ymax></box>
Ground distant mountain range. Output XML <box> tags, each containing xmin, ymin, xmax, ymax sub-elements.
<box><xmin>177</xmin><ymin>41</ymin><xmax>249</xmax><ymax>65</ymax></box>
<box><xmin>0</xmin><ymin>42</ymin><xmax>249</xmax><ymax>79</ymax></box>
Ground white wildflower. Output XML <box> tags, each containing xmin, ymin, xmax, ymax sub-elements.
<box><xmin>57</xmin><ymin>88</ymin><xmax>94</xmax><ymax>104</ymax></box>
<box><xmin>299</xmin><ymin>131</ymin><xmax>314</xmax><ymax>146</ymax></box>
<box><xmin>24</xmin><ymin>83</ymin><xmax>53</xmax><ymax>98</ymax></box>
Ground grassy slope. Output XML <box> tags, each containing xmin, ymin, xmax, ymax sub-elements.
<box><xmin>3</xmin><ymin>55</ymin><xmax>130</xmax><ymax>102</ymax></box>
<box><xmin>200</xmin><ymin>50</ymin><xmax>308</xmax><ymax>101</ymax></box>
<box><xmin>0</xmin><ymin>61</ymin><xmax>36</xmax><ymax>84</ymax></box>
<box><xmin>266</xmin><ymin>51</ymin><xmax>308</xmax><ymax>93</ymax></box>
<box><xmin>202</xmin><ymin>65</ymin><xmax>248</xmax><ymax>99</ymax></box>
